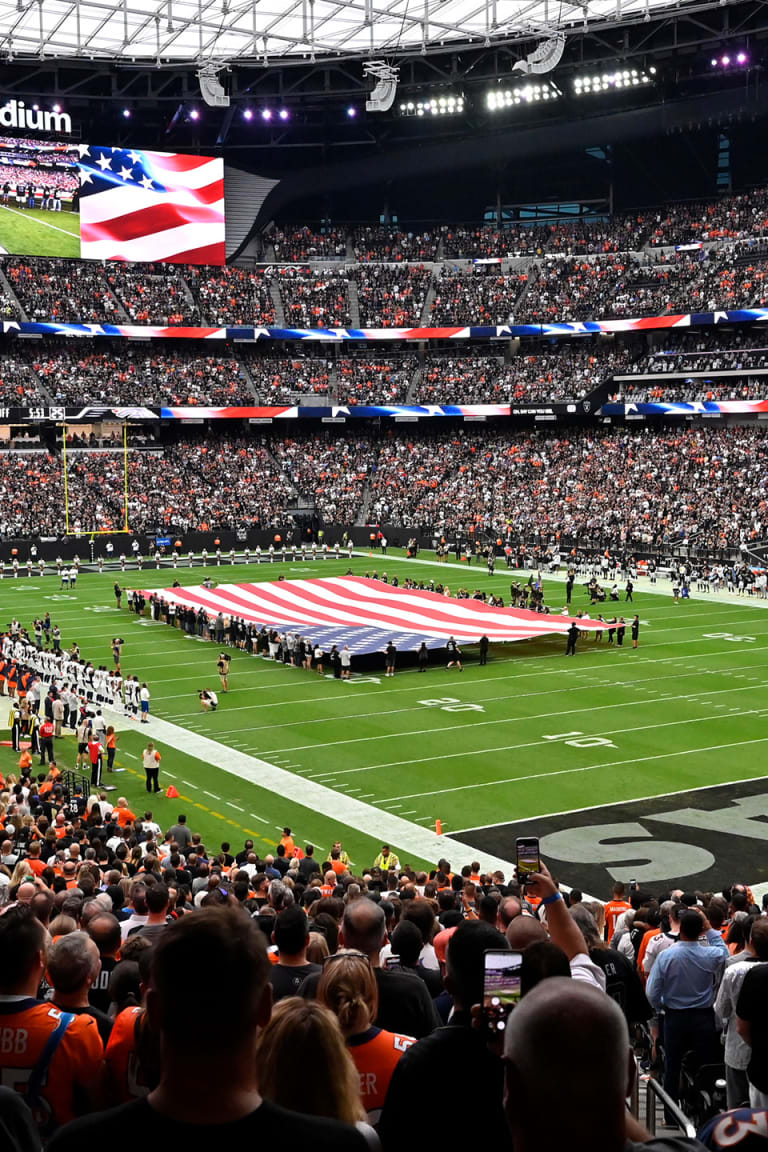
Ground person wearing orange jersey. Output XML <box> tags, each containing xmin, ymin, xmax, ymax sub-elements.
<box><xmin>113</xmin><ymin>798</ymin><xmax>136</xmax><ymax>829</ymax></box>
<box><xmin>0</xmin><ymin>905</ymin><xmax>104</xmax><ymax>1139</ymax></box>
<box><xmin>604</xmin><ymin>882</ymin><xmax>633</xmax><ymax>942</ymax></box>
<box><xmin>279</xmin><ymin>828</ymin><xmax>296</xmax><ymax>858</ymax></box>
<box><xmin>318</xmin><ymin>950</ymin><xmax>414</xmax><ymax>1125</ymax></box>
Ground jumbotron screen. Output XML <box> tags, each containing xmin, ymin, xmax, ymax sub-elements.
<box><xmin>0</xmin><ymin>137</ymin><xmax>225</xmax><ymax>265</ymax></box>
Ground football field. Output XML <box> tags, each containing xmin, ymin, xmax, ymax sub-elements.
<box><xmin>0</xmin><ymin>204</ymin><xmax>80</xmax><ymax>258</ymax></box>
<box><xmin>3</xmin><ymin>551</ymin><xmax>768</xmax><ymax>894</ymax></box>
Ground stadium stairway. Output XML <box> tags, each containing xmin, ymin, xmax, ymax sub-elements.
<box><xmin>405</xmin><ymin>363</ymin><xmax>423</xmax><ymax>403</ymax></box>
<box><xmin>420</xmin><ymin>269</ymin><xmax>439</xmax><ymax>324</ymax></box>
<box><xmin>347</xmin><ymin>277</ymin><xmax>361</xmax><ymax>328</ymax></box>
<box><xmin>269</xmin><ymin>280</ymin><xmax>286</xmax><ymax>325</ymax></box>
<box><xmin>236</xmin><ymin>357</ymin><xmax>260</xmax><ymax>402</ymax></box>
<box><xmin>355</xmin><ymin>483</ymin><xmax>373</xmax><ymax>525</ymax></box>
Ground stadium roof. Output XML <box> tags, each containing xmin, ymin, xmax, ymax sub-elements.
<box><xmin>0</xmin><ymin>0</ymin><xmax>727</xmax><ymax>64</ymax></box>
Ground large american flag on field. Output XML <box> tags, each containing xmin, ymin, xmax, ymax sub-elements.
<box><xmin>141</xmin><ymin>576</ymin><xmax>608</xmax><ymax>655</ymax></box>
<box><xmin>78</xmin><ymin>145</ymin><xmax>225</xmax><ymax>266</ymax></box>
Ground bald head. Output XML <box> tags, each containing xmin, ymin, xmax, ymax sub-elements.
<box><xmin>47</xmin><ymin>931</ymin><xmax>100</xmax><ymax>995</ymax></box>
<box><xmin>341</xmin><ymin>897</ymin><xmax>386</xmax><ymax>957</ymax></box>
<box><xmin>505</xmin><ymin>915</ymin><xmax>547</xmax><ymax>951</ymax></box>
<box><xmin>504</xmin><ymin>978</ymin><xmax>630</xmax><ymax>1152</ymax></box>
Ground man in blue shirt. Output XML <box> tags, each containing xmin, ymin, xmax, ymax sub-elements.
<box><xmin>646</xmin><ymin>907</ymin><xmax>728</xmax><ymax>1103</ymax></box>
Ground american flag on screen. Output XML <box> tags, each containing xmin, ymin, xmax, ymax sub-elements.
<box><xmin>78</xmin><ymin>144</ymin><xmax>225</xmax><ymax>265</ymax></box>
<box><xmin>139</xmin><ymin>576</ymin><xmax>607</xmax><ymax>655</ymax></box>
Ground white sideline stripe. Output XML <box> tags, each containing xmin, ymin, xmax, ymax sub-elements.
<box><xmin>98</xmin><ymin>707</ymin><xmax>516</xmax><ymax>873</ymax></box>
<box><xmin>364</xmin><ymin>702</ymin><xmax>766</xmax><ymax>781</ymax></box>
<box><xmin>379</xmin><ymin>734</ymin><xmax>768</xmax><ymax>805</ymax></box>
<box><xmin>0</xmin><ymin>203</ymin><xmax>80</xmax><ymax>238</ymax></box>
<box><xmin>203</xmin><ymin>791</ymin><xmax>220</xmax><ymax>800</ymax></box>
<box><xmin>254</xmin><ymin>679</ymin><xmax>768</xmax><ymax>758</ymax></box>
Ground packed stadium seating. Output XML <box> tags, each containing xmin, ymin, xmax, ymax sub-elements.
<box><xmin>270</xmin><ymin>225</ymin><xmax>348</xmax><ymax>261</ymax></box>
<box><xmin>429</xmin><ymin>267</ymin><xmax>533</xmax><ymax>325</ymax></box>
<box><xmin>352</xmin><ymin>265</ymin><xmax>432</xmax><ymax>327</ymax></box>
<box><xmin>352</xmin><ymin>226</ymin><xmax>440</xmax><ymax>262</ymax></box>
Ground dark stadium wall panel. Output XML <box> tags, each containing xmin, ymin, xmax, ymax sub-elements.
<box><xmin>224</xmin><ymin>165</ymin><xmax>279</xmax><ymax>259</ymax></box>
<box><xmin>236</xmin><ymin>83</ymin><xmax>768</xmax><ymax>245</ymax></box>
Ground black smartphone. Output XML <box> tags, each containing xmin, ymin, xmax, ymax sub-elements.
<box><xmin>483</xmin><ymin>949</ymin><xmax>523</xmax><ymax>1034</ymax></box>
<box><xmin>516</xmin><ymin>837</ymin><xmax>541</xmax><ymax>886</ymax></box>
<box><xmin>384</xmin><ymin>955</ymin><xmax>402</xmax><ymax>970</ymax></box>
<box><xmin>629</xmin><ymin>878</ymin><xmax>637</xmax><ymax>892</ymax></box>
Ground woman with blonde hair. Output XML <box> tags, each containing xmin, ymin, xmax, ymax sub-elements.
<box><xmin>9</xmin><ymin>858</ymin><xmax>33</xmax><ymax>890</ymax></box>
<box><xmin>317</xmin><ymin>951</ymin><xmax>414</xmax><ymax>1125</ymax></box>
<box><xmin>256</xmin><ymin>998</ymin><xmax>378</xmax><ymax>1147</ymax></box>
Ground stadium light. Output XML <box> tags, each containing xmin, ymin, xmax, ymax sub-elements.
<box><xmin>261</xmin><ymin>108</ymin><xmax>273</xmax><ymax>121</ymax></box>
<box><xmin>485</xmin><ymin>82</ymin><xmax>560</xmax><ymax>111</ymax></box>
<box><xmin>572</xmin><ymin>66</ymin><xmax>656</xmax><ymax>94</ymax></box>
<box><xmin>189</xmin><ymin>107</ymin><xmax>200</xmax><ymax>120</ymax></box>
<box><xmin>122</xmin><ymin>108</ymin><xmax>131</xmax><ymax>118</ymax></box>
<box><xmin>278</xmin><ymin>108</ymin><xmax>289</xmax><ymax>121</ymax></box>
<box><xmin>399</xmin><ymin>92</ymin><xmax>464</xmax><ymax>117</ymax></box>
<box><xmin>242</xmin><ymin>108</ymin><xmax>253</xmax><ymax>120</ymax></box>
<box><xmin>347</xmin><ymin>106</ymin><xmax>357</xmax><ymax>118</ymax></box>
<box><xmin>711</xmin><ymin>51</ymin><xmax>748</xmax><ymax>67</ymax></box>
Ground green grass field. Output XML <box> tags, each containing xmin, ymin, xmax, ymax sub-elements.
<box><xmin>0</xmin><ymin>204</ymin><xmax>80</xmax><ymax>258</ymax></box>
<box><xmin>3</xmin><ymin>551</ymin><xmax>767</xmax><ymax>889</ymax></box>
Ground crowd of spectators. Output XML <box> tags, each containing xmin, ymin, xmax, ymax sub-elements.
<box><xmin>0</xmin><ymin>353</ymin><xmax>42</xmax><ymax>405</ymax></box>
<box><xmin>190</xmin><ymin>266</ymin><xmax>276</xmax><ymax>326</ymax></box>
<box><xmin>338</xmin><ymin>357</ymin><xmax>417</xmax><ymax>404</ymax></box>
<box><xmin>239</xmin><ymin>352</ymin><xmax>332</xmax><ymax>400</ymax></box>
<box><xmin>352</xmin><ymin>265</ymin><xmax>431</xmax><ymax>327</ymax></box>
<box><xmin>276</xmin><ymin>269</ymin><xmax>352</xmax><ymax>327</ymax></box>
<box><xmin>0</xmin><ymin>779</ymin><xmax>765</xmax><ymax>1152</ymax></box>
<box><xmin>0</xmin><ymin>164</ymin><xmax>79</xmax><ymax>194</ymax></box>
<box><xmin>268</xmin><ymin>434</ymin><xmax>374</xmax><ymax>522</ymax></box>
<box><xmin>430</xmin><ymin>266</ymin><xmax>532</xmax><ymax>325</ymax></box>
<box><xmin>0</xmin><ymin>425</ymin><xmax>766</xmax><ymax>545</ymax></box>
<box><xmin>271</xmin><ymin>226</ymin><xmax>347</xmax><ymax>262</ymax></box>
<box><xmin>441</xmin><ymin>223</ymin><xmax>551</xmax><ymax>259</ymax></box>
<box><xmin>4</xmin><ymin>259</ymin><xmax>123</xmax><ymax>324</ymax></box>
<box><xmin>521</xmin><ymin>254</ymin><xmax>633</xmax><ymax>323</ymax></box>
<box><xmin>611</xmin><ymin>380</ymin><xmax>768</xmax><ymax>403</ymax></box>
<box><xmin>352</xmin><ymin>227</ymin><xmax>440</xmax><ymax>262</ymax></box>
<box><xmin>366</xmin><ymin>424</ymin><xmax>768</xmax><ymax>550</ymax></box>
<box><xmin>414</xmin><ymin>344</ymin><xmax>632</xmax><ymax>404</ymax></box>
<box><xmin>27</xmin><ymin>342</ymin><xmax>253</xmax><ymax>407</ymax></box>
<box><xmin>646</xmin><ymin>185</ymin><xmax>768</xmax><ymax>246</ymax></box>
<box><xmin>625</xmin><ymin>330</ymin><xmax>768</xmax><ymax>375</ymax></box>
<box><xmin>608</xmin><ymin>244</ymin><xmax>768</xmax><ymax>318</ymax></box>
<box><xmin>104</xmin><ymin>265</ymin><xmax>198</xmax><ymax>327</ymax></box>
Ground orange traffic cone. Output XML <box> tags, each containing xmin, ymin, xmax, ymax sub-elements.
<box><xmin>166</xmin><ymin>784</ymin><xmax>179</xmax><ymax>798</ymax></box>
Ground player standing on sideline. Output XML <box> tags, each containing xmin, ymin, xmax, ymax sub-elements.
<box><xmin>446</xmin><ymin>636</ymin><xmax>463</xmax><ymax>670</ymax></box>
<box><xmin>217</xmin><ymin>652</ymin><xmax>231</xmax><ymax>693</ymax></box>
<box><xmin>385</xmin><ymin>641</ymin><xmax>396</xmax><ymax>678</ymax></box>
<box><xmin>631</xmin><ymin>615</ymin><xmax>640</xmax><ymax>649</ymax></box>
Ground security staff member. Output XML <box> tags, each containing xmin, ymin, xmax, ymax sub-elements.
<box><xmin>39</xmin><ymin>717</ymin><xmax>55</xmax><ymax>766</ymax></box>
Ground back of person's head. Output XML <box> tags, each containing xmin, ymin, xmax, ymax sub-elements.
<box><xmin>569</xmin><ymin>904</ymin><xmax>602</xmax><ymax>950</ymax></box>
<box><xmin>317</xmin><ymin>950</ymin><xmax>377</xmax><ymax>1037</ymax></box>
<box><xmin>146</xmin><ymin>885</ymin><xmax>170</xmax><ymax>915</ymax></box>
<box><xmin>446</xmin><ymin>920</ymin><xmax>508</xmax><ymax>1012</ymax></box>
<box><xmin>30</xmin><ymin>889</ymin><xmax>54</xmax><ymax>926</ymax></box>
<box><xmin>707</xmin><ymin>897</ymin><xmax>728</xmax><ymax>930</ymax></box>
<box><xmin>679</xmin><ymin>909</ymin><xmax>704</xmax><ymax>941</ymax></box>
<box><xmin>0</xmin><ymin>904</ymin><xmax>46</xmax><ymax>992</ymax></box>
<box><xmin>256</xmin><ymin>998</ymin><xmax>364</xmax><ymax>1124</ymax></box>
<box><xmin>147</xmin><ymin>907</ymin><xmax>270</xmax><ymax>1052</ymax></box>
<box><xmin>108</xmin><ymin>960</ymin><xmax>142</xmax><ymax>1013</ymax></box>
<box><xmin>506</xmin><ymin>916</ymin><xmax>547</xmax><ymax>951</ymax></box>
<box><xmin>47</xmin><ymin>930</ymin><xmax>98</xmax><ymax>994</ymax></box>
<box><xmin>750</xmin><ymin>917</ymin><xmax>768</xmax><ymax>961</ymax></box>
<box><xmin>274</xmin><ymin>906</ymin><xmax>309</xmax><ymax>957</ymax></box>
<box><xmin>341</xmin><ymin>896</ymin><xmax>386</xmax><ymax>956</ymax></box>
<box><xmin>391</xmin><ymin>920</ymin><xmax>424</xmax><ymax>967</ymax></box>
<box><xmin>87</xmin><ymin>913</ymin><xmax>122</xmax><ymax>956</ymax></box>
<box><xmin>312</xmin><ymin>912</ymin><xmax>339</xmax><ymax>955</ymax></box>
<box><xmin>520</xmin><ymin>941</ymin><xmax>572</xmax><ymax>997</ymax></box>
<box><xmin>403</xmin><ymin>899</ymin><xmax>437</xmax><ymax>945</ymax></box>
<box><xmin>504</xmin><ymin>978</ymin><xmax>630</xmax><ymax>1148</ymax></box>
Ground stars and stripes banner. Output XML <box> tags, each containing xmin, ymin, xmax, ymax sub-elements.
<box><xmin>78</xmin><ymin>145</ymin><xmax>225</xmax><ymax>265</ymax></box>
<box><xmin>602</xmin><ymin>400</ymin><xmax>768</xmax><ymax>415</ymax></box>
<box><xmin>3</xmin><ymin>309</ymin><xmax>768</xmax><ymax>342</ymax></box>
<box><xmin>139</xmin><ymin>576</ymin><xmax>608</xmax><ymax>655</ymax></box>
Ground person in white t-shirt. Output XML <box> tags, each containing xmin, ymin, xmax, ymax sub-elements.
<box><xmin>199</xmin><ymin>689</ymin><xmax>218</xmax><ymax>711</ymax></box>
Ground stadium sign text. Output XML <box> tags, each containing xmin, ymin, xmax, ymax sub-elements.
<box><xmin>0</xmin><ymin>99</ymin><xmax>72</xmax><ymax>135</ymax></box>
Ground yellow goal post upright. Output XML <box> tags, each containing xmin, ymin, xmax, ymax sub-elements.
<box><xmin>61</xmin><ymin>420</ymin><xmax>131</xmax><ymax>538</ymax></box>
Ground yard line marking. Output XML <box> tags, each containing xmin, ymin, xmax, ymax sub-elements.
<box><xmin>203</xmin><ymin>790</ymin><xmax>220</xmax><ymax>799</ymax></box>
<box><xmin>253</xmin><ymin>679</ymin><xmax>768</xmax><ymax>758</ymax></box>
<box><xmin>379</xmin><ymin>734</ymin><xmax>768</xmax><ymax>805</ymax></box>
<box><xmin>363</xmin><ymin>703</ymin><xmax>766</xmax><ymax>780</ymax></box>
<box><xmin>250</xmin><ymin>813</ymin><xmax>269</xmax><ymax>824</ymax></box>
<box><xmin>0</xmin><ymin>204</ymin><xmax>80</xmax><ymax>239</ymax></box>
<box><xmin>181</xmin><ymin>780</ymin><xmax>195</xmax><ymax>788</ymax></box>
<box><xmin>226</xmin><ymin>802</ymin><xmax>245</xmax><ymax>812</ymax></box>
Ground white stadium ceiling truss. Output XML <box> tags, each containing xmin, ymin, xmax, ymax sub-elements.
<box><xmin>0</xmin><ymin>0</ymin><xmax>731</xmax><ymax>64</ymax></box>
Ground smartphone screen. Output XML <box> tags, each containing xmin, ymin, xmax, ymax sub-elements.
<box><xmin>384</xmin><ymin>955</ymin><xmax>402</xmax><ymax>970</ymax></box>
<box><xmin>516</xmin><ymin>837</ymin><xmax>541</xmax><ymax>884</ymax></box>
<box><xmin>483</xmin><ymin>950</ymin><xmax>523</xmax><ymax>1033</ymax></box>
